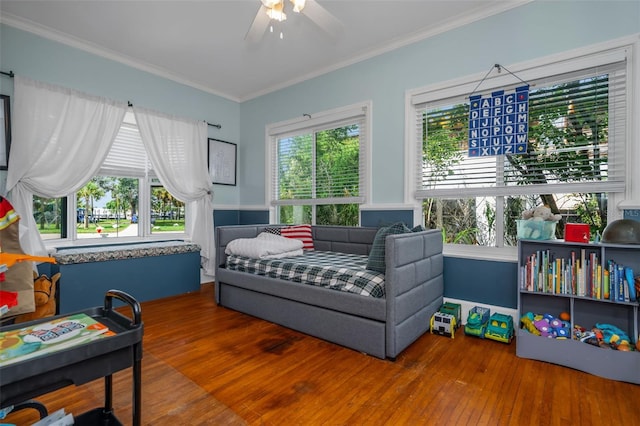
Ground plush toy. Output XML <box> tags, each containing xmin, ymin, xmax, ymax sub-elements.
<box><xmin>531</xmin><ymin>314</ymin><xmax>570</xmax><ymax>339</ymax></box>
<box><xmin>0</xmin><ymin>196</ymin><xmax>36</xmax><ymax>317</ymax></box>
<box><xmin>14</xmin><ymin>271</ymin><xmax>61</xmax><ymax>324</ymax></box>
<box><xmin>521</xmin><ymin>205</ymin><xmax>562</xmax><ymax>222</ymax></box>
<box><xmin>520</xmin><ymin>205</ymin><xmax>562</xmax><ymax>239</ymax></box>
<box><xmin>594</xmin><ymin>322</ymin><xmax>632</xmax><ymax>351</ymax></box>
<box><xmin>520</xmin><ymin>312</ymin><xmax>541</xmax><ymax>336</ymax></box>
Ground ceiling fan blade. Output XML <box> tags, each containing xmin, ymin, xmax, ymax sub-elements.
<box><xmin>245</xmin><ymin>4</ymin><xmax>271</xmax><ymax>43</ymax></box>
<box><xmin>301</xmin><ymin>0</ymin><xmax>343</xmax><ymax>38</ymax></box>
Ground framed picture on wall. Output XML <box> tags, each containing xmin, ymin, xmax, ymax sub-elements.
<box><xmin>0</xmin><ymin>95</ymin><xmax>11</xmax><ymax>170</ymax></box>
<box><xmin>208</xmin><ymin>138</ymin><xmax>237</xmax><ymax>186</ymax></box>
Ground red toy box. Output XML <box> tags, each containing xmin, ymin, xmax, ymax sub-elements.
<box><xmin>565</xmin><ymin>223</ymin><xmax>590</xmax><ymax>243</ymax></box>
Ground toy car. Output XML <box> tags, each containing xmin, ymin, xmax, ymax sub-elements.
<box><xmin>464</xmin><ymin>306</ymin><xmax>490</xmax><ymax>338</ymax></box>
<box><xmin>438</xmin><ymin>302</ymin><xmax>462</xmax><ymax>329</ymax></box>
<box><xmin>430</xmin><ymin>312</ymin><xmax>457</xmax><ymax>338</ymax></box>
<box><xmin>484</xmin><ymin>313</ymin><xmax>514</xmax><ymax>343</ymax></box>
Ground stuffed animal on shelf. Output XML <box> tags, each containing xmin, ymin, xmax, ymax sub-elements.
<box><xmin>519</xmin><ymin>205</ymin><xmax>562</xmax><ymax>239</ymax></box>
<box><xmin>14</xmin><ymin>272</ymin><xmax>61</xmax><ymax>324</ymax></box>
<box><xmin>521</xmin><ymin>205</ymin><xmax>562</xmax><ymax>222</ymax></box>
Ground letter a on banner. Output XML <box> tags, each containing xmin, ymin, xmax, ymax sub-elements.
<box><xmin>468</xmin><ymin>85</ymin><xmax>529</xmax><ymax>157</ymax></box>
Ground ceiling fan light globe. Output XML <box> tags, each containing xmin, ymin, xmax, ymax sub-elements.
<box><xmin>266</xmin><ymin>1</ymin><xmax>287</xmax><ymax>21</ymax></box>
<box><xmin>290</xmin><ymin>0</ymin><xmax>306</xmax><ymax>13</ymax></box>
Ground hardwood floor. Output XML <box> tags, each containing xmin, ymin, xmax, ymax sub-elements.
<box><xmin>5</xmin><ymin>283</ymin><xmax>639</xmax><ymax>425</ymax></box>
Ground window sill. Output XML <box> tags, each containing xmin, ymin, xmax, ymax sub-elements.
<box><xmin>443</xmin><ymin>244</ymin><xmax>518</xmax><ymax>263</ymax></box>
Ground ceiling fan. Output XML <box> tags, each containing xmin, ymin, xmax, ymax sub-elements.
<box><xmin>245</xmin><ymin>0</ymin><xmax>343</xmax><ymax>43</ymax></box>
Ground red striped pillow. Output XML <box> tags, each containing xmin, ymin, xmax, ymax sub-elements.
<box><xmin>280</xmin><ymin>224</ymin><xmax>314</xmax><ymax>250</ymax></box>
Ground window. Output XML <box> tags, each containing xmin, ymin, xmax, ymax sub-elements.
<box><xmin>408</xmin><ymin>45</ymin><xmax>631</xmax><ymax>249</ymax></box>
<box><xmin>267</xmin><ymin>102</ymin><xmax>370</xmax><ymax>226</ymax></box>
<box><xmin>75</xmin><ymin>176</ymin><xmax>139</xmax><ymax>239</ymax></box>
<box><xmin>151</xmin><ymin>180</ymin><xmax>185</xmax><ymax>234</ymax></box>
<box><xmin>33</xmin><ymin>112</ymin><xmax>186</xmax><ymax>242</ymax></box>
<box><xmin>33</xmin><ymin>196</ymin><xmax>65</xmax><ymax>240</ymax></box>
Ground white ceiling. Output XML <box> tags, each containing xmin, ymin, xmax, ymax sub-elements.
<box><xmin>0</xmin><ymin>0</ymin><xmax>529</xmax><ymax>102</ymax></box>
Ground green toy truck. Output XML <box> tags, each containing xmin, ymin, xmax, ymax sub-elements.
<box><xmin>484</xmin><ymin>312</ymin><xmax>514</xmax><ymax>343</ymax></box>
<box><xmin>464</xmin><ymin>306</ymin><xmax>490</xmax><ymax>338</ymax></box>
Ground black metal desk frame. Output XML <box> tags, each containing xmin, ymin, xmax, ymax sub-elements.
<box><xmin>0</xmin><ymin>290</ymin><xmax>143</xmax><ymax>425</ymax></box>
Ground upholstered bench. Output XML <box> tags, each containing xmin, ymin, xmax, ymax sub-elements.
<box><xmin>51</xmin><ymin>240</ymin><xmax>201</xmax><ymax>313</ymax></box>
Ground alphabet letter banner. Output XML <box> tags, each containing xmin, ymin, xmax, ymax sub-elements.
<box><xmin>468</xmin><ymin>85</ymin><xmax>529</xmax><ymax>157</ymax></box>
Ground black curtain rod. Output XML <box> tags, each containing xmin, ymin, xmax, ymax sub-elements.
<box><xmin>127</xmin><ymin>100</ymin><xmax>221</xmax><ymax>129</ymax></box>
<box><xmin>1</xmin><ymin>70</ymin><xmax>15</xmax><ymax>78</ymax></box>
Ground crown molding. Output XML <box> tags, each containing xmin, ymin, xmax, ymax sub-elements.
<box><xmin>0</xmin><ymin>12</ymin><xmax>241</xmax><ymax>102</ymax></box>
<box><xmin>239</xmin><ymin>0</ymin><xmax>534</xmax><ymax>101</ymax></box>
<box><xmin>2</xmin><ymin>1</ymin><xmax>533</xmax><ymax>103</ymax></box>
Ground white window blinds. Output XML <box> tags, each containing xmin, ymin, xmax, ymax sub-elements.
<box><xmin>99</xmin><ymin>111</ymin><xmax>153</xmax><ymax>178</ymax></box>
<box><xmin>270</xmin><ymin>104</ymin><xmax>368</xmax><ymax>206</ymax></box>
<box><xmin>413</xmin><ymin>57</ymin><xmax>627</xmax><ymax>199</ymax></box>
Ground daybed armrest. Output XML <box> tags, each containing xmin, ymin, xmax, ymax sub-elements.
<box><xmin>384</xmin><ymin>229</ymin><xmax>444</xmax><ymax>358</ymax></box>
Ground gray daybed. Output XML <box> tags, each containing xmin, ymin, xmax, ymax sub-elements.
<box><xmin>214</xmin><ymin>225</ymin><xmax>444</xmax><ymax>360</ymax></box>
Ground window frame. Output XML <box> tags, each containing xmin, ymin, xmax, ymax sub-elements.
<box><xmin>39</xmin><ymin>115</ymin><xmax>188</xmax><ymax>249</ymax></box>
<box><xmin>405</xmin><ymin>37</ymin><xmax>638</xmax><ymax>261</ymax></box>
<box><xmin>265</xmin><ymin>101</ymin><xmax>372</xmax><ymax>225</ymax></box>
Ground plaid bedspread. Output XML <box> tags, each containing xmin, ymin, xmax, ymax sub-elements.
<box><xmin>225</xmin><ymin>250</ymin><xmax>385</xmax><ymax>298</ymax></box>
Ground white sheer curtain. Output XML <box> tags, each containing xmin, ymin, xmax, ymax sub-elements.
<box><xmin>6</xmin><ymin>76</ymin><xmax>127</xmax><ymax>256</ymax></box>
<box><xmin>133</xmin><ymin>107</ymin><xmax>215</xmax><ymax>275</ymax></box>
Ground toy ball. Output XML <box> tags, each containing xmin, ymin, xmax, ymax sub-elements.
<box><xmin>559</xmin><ymin>311</ymin><xmax>570</xmax><ymax>321</ymax></box>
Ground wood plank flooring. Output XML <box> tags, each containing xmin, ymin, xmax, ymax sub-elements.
<box><xmin>4</xmin><ymin>283</ymin><xmax>639</xmax><ymax>425</ymax></box>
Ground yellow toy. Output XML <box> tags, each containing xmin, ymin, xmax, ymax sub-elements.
<box><xmin>14</xmin><ymin>272</ymin><xmax>61</xmax><ymax>324</ymax></box>
<box><xmin>520</xmin><ymin>315</ymin><xmax>541</xmax><ymax>336</ymax></box>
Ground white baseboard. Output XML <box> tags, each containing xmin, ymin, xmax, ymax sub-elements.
<box><xmin>443</xmin><ymin>297</ymin><xmax>518</xmax><ymax>326</ymax></box>
<box><xmin>201</xmin><ymin>271</ymin><xmax>215</xmax><ymax>284</ymax></box>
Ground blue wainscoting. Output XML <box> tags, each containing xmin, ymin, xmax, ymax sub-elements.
<box><xmin>214</xmin><ymin>209</ymin><xmax>415</xmax><ymax>228</ymax></box>
<box><xmin>213</xmin><ymin>209</ymin><xmax>241</xmax><ymax>226</ymax></box>
<box><xmin>444</xmin><ymin>257</ymin><xmax>518</xmax><ymax>309</ymax></box>
<box><xmin>361</xmin><ymin>210</ymin><xmax>414</xmax><ymax>228</ymax></box>
<box><xmin>214</xmin><ymin>209</ymin><xmax>269</xmax><ymax>226</ymax></box>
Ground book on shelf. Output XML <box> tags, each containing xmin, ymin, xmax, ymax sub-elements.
<box><xmin>522</xmin><ymin>247</ymin><xmax>638</xmax><ymax>303</ymax></box>
<box><xmin>0</xmin><ymin>313</ymin><xmax>115</xmax><ymax>367</ymax></box>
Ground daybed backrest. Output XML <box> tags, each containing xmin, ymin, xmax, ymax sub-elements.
<box><xmin>215</xmin><ymin>225</ymin><xmax>378</xmax><ymax>268</ymax></box>
<box><xmin>312</xmin><ymin>225</ymin><xmax>377</xmax><ymax>255</ymax></box>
